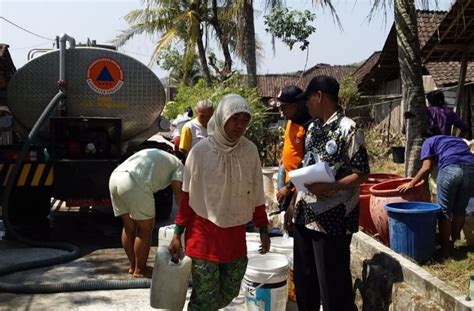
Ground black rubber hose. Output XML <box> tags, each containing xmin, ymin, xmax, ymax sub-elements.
<box><xmin>0</xmin><ymin>91</ymin><xmax>151</xmax><ymax>293</ymax></box>
<box><xmin>1</xmin><ymin>91</ymin><xmax>79</xmax><ymax>255</ymax></box>
<box><xmin>0</xmin><ymin>279</ymin><xmax>151</xmax><ymax>294</ymax></box>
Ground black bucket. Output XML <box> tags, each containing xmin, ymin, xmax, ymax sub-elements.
<box><xmin>391</xmin><ymin>146</ymin><xmax>405</xmax><ymax>163</ymax></box>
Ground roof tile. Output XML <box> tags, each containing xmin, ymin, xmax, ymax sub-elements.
<box><xmin>257</xmin><ymin>64</ymin><xmax>356</xmax><ymax>98</ymax></box>
<box><xmin>425</xmin><ymin>61</ymin><xmax>474</xmax><ymax>86</ymax></box>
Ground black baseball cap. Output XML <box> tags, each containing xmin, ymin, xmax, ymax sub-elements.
<box><xmin>276</xmin><ymin>85</ymin><xmax>304</xmax><ymax>107</ymax></box>
<box><xmin>297</xmin><ymin>75</ymin><xmax>340</xmax><ymax>102</ymax></box>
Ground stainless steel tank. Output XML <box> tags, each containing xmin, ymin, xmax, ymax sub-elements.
<box><xmin>7</xmin><ymin>47</ymin><xmax>165</xmax><ymax>144</ymax></box>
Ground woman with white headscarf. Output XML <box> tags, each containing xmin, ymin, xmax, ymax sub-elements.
<box><xmin>169</xmin><ymin>94</ymin><xmax>270</xmax><ymax>310</ymax></box>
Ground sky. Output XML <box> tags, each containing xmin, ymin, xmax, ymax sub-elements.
<box><xmin>0</xmin><ymin>0</ymin><xmax>454</xmax><ymax>79</ymax></box>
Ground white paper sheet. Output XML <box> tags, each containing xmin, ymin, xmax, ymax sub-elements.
<box><xmin>288</xmin><ymin>162</ymin><xmax>335</xmax><ymax>192</ymax></box>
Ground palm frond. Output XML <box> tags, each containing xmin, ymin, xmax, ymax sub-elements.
<box><xmin>155</xmin><ymin>29</ymin><xmax>178</xmax><ymax>52</ymax></box>
<box><xmin>112</xmin><ymin>24</ymin><xmax>148</xmax><ymax>46</ymax></box>
<box><xmin>367</xmin><ymin>0</ymin><xmax>392</xmax><ymax>23</ymax></box>
<box><xmin>311</xmin><ymin>0</ymin><xmax>343</xmax><ymax>30</ymax></box>
<box><xmin>150</xmin><ymin>28</ymin><xmax>178</xmax><ymax>66</ymax></box>
<box><xmin>263</xmin><ymin>0</ymin><xmax>285</xmax><ymax>11</ymax></box>
<box><xmin>368</xmin><ymin>0</ymin><xmax>439</xmax><ymax>23</ymax></box>
<box><xmin>417</xmin><ymin>0</ymin><xmax>439</xmax><ymax>10</ymax></box>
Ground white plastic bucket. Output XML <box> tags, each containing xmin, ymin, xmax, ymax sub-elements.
<box><xmin>247</xmin><ymin>241</ymin><xmax>261</xmax><ymax>256</ymax></box>
<box><xmin>270</xmin><ymin>236</ymin><xmax>296</xmax><ymax>302</ymax></box>
<box><xmin>246</xmin><ymin>232</ymin><xmax>261</xmax><ymax>243</ymax></box>
<box><xmin>244</xmin><ymin>253</ymin><xmax>289</xmax><ymax>311</ymax></box>
<box><xmin>270</xmin><ymin>236</ymin><xmax>293</xmax><ymax>255</ymax></box>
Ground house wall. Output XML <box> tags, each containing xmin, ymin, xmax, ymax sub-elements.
<box><xmin>372</xmin><ymin>78</ymin><xmax>404</xmax><ymax>134</ymax></box>
<box><xmin>349</xmin><ymin>78</ymin><xmax>404</xmax><ymax>134</ymax></box>
<box><xmin>450</xmin><ymin>84</ymin><xmax>474</xmax><ymax>137</ymax></box>
<box><xmin>353</xmin><ymin>76</ymin><xmax>474</xmax><ymax>137</ymax></box>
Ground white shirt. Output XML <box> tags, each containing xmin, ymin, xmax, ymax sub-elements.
<box><xmin>114</xmin><ymin>149</ymin><xmax>183</xmax><ymax>192</ymax></box>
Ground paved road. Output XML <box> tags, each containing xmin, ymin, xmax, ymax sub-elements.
<box><xmin>0</xmin><ymin>204</ymin><xmax>297</xmax><ymax>310</ymax></box>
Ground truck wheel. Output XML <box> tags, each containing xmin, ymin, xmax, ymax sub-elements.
<box><xmin>154</xmin><ymin>186</ymin><xmax>173</xmax><ymax>220</ymax></box>
<box><xmin>8</xmin><ymin>188</ymin><xmax>51</xmax><ymax>225</ymax></box>
<box><xmin>5</xmin><ymin>188</ymin><xmax>51</xmax><ymax>240</ymax></box>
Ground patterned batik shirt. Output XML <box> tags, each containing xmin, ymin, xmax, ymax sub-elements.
<box><xmin>293</xmin><ymin>110</ymin><xmax>370</xmax><ymax>236</ymax></box>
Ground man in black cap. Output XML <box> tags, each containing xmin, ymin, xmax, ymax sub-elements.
<box><xmin>275</xmin><ymin>85</ymin><xmax>312</xmax><ymax>212</ymax></box>
<box><xmin>289</xmin><ymin>75</ymin><xmax>370</xmax><ymax>311</ymax></box>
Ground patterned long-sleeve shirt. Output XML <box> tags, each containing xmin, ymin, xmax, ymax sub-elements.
<box><xmin>294</xmin><ymin>110</ymin><xmax>370</xmax><ymax>235</ymax></box>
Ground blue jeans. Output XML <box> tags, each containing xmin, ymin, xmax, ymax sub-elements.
<box><xmin>437</xmin><ymin>163</ymin><xmax>474</xmax><ymax>220</ymax></box>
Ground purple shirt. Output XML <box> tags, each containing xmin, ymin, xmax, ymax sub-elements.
<box><xmin>427</xmin><ymin>106</ymin><xmax>468</xmax><ymax>135</ymax></box>
<box><xmin>421</xmin><ymin>135</ymin><xmax>474</xmax><ymax>169</ymax></box>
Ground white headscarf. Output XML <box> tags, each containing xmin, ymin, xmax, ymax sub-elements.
<box><xmin>207</xmin><ymin>94</ymin><xmax>251</xmax><ymax>152</ymax></box>
<box><xmin>182</xmin><ymin>94</ymin><xmax>266</xmax><ymax>228</ymax></box>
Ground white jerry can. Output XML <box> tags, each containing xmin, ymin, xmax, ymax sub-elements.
<box><xmin>150</xmin><ymin>246</ymin><xmax>192</xmax><ymax>310</ymax></box>
<box><xmin>158</xmin><ymin>225</ymin><xmax>185</xmax><ymax>248</ymax></box>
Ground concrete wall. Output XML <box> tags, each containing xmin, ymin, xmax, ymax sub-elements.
<box><xmin>351</xmin><ymin>232</ymin><xmax>474</xmax><ymax>311</ymax></box>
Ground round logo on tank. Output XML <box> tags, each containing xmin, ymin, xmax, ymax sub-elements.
<box><xmin>86</xmin><ymin>58</ymin><xmax>124</xmax><ymax>95</ymax></box>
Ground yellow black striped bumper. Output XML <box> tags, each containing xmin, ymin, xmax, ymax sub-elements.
<box><xmin>0</xmin><ymin>163</ymin><xmax>53</xmax><ymax>187</ymax></box>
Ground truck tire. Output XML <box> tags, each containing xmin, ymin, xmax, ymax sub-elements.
<box><xmin>8</xmin><ymin>188</ymin><xmax>51</xmax><ymax>225</ymax></box>
<box><xmin>5</xmin><ymin>188</ymin><xmax>51</xmax><ymax>240</ymax></box>
<box><xmin>154</xmin><ymin>186</ymin><xmax>173</xmax><ymax>220</ymax></box>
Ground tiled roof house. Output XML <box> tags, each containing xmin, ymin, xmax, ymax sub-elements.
<box><xmin>353</xmin><ymin>4</ymin><xmax>474</xmax><ymax>135</ymax></box>
<box><xmin>257</xmin><ymin>63</ymin><xmax>357</xmax><ymax>100</ymax></box>
<box><xmin>356</xmin><ymin>10</ymin><xmax>449</xmax><ymax>94</ymax></box>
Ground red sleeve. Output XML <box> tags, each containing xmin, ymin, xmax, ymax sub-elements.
<box><xmin>175</xmin><ymin>192</ymin><xmax>195</xmax><ymax>227</ymax></box>
<box><xmin>252</xmin><ymin>204</ymin><xmax>269</xmax><ymax>228</ymax></box>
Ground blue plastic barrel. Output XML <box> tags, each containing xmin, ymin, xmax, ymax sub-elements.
<box><xmin>384</xmin><ymin>202</ymin><xmax>440</xmax><ymax>262</ymax></box>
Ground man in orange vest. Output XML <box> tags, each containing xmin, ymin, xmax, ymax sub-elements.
<box><xmin>276</xmin><ymin>85</ymin><xmax>312</xmax><ymax>215</ymax></box>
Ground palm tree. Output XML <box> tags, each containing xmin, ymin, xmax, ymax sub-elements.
<box><xmin>242</xmin><ymin>0</ymin><xmax>257</xmax><ymax>87</ymax></box>
<box><xmin>393</xmin><ymin>0</ymin><xmax>428</xmax><ymax>176</ymax></box>
<box><xmin>310</xmin><ymin>0</ymin><xmax>429</xmax><ymax>176</ymax></box>
<box><xmin>113</xmin><ymin>0</ymin><xmax>212</xmax><ymax>85</ymax></box>
<box><xmin>208</xmin><ymin>0</ymin><xmax>234</xmax><ymax>77</ymax></box>
<box><xmin>236</xmin><ymin>0</ymin><xmax>339</xmax><ymax>88</ymax></box>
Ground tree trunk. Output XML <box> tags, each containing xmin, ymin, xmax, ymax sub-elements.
<box><xmin>394</xmin><ymin>0</ymin><xmax>427</xmax><ymax>177</ymax></box>
<box><xmin>197</xmin><ymin>26</ymin><xmax>212</xmax><ymax>86</ymax></box>
<box><xmin>211</xmin><ymin>0</ymin><xmax>232</xmax><ymax>77</ymax></box>
<box><xmin>242</xmin><ymin>0</ymin><xmax>257</xmax><ymax>87</ymax></box>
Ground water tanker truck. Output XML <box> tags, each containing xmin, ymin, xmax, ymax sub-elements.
<box><xmin>1</xmin><ymin>35</ymin><xmax>173</xmax><ymax>228</ymax></box>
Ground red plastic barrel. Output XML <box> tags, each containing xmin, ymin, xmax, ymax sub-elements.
<box><xmin>369</xmin><ymin>178</ymin><xmax>430</xmax><ymax>245</ymax></box>
<box><xmin>358</xmin><ymin>173</ymin><xmax>401</xmax><ymax>235</ymax></box>
<box><xmin>359</xmin><ymin>184</ymin><xmax>377</xmax><ymax>234</ymax></box>
<box><xmin>366</xmin><ymin>173</ymin><xmax>402</xmax><ymax>184</ymax></box>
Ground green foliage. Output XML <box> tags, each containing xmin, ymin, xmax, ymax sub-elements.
<box><xmin>264</xmin><ymin>8</ymin><xmax>316</xmax><ymax>51</ymax></box>
<box><xmin>163</xmin><ymin>75</ymin><xmax>280</xmax><ymax>164</ymax></box>
<box><xmin>157</xmin><ymin>48</ymin><xmax>201</xmax><ymax>85</ymax></box>
<box><xmin>113</xmin><ymin>1</ymin><xmax>206</xmax><ymax>83</ymax></box>
<box><xmin>339</xmin><ymin>74</ymin><xmax>360</xmax><ymax>109</ymax></box>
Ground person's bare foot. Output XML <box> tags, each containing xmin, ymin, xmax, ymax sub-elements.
<box><xmin>133</xmin><ymin>266</ymin><xmax>153</xmax><ymax>278</ymax></box>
